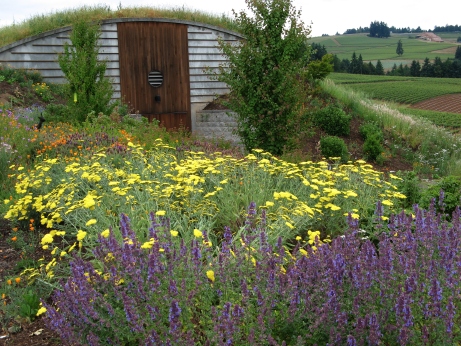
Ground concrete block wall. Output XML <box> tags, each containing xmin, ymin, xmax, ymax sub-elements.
<box><xmin>194</xmin><ymin>110</ymin><xmax>241</xmax><ymax>144</ymax></box>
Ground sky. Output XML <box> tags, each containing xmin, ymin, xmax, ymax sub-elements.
<box><xmin>0</xmin><ymin>0</ymin><xmax>459</xmax><ymax>38</ymax></box>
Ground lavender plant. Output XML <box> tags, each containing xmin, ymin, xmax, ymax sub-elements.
<box><xmin>44</xmin><ymin>200</ymin><xmax>461</xmax><ymax>345</ymax></box>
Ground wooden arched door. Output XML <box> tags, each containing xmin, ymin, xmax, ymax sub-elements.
<box><xmin>118</xmin><ymin>22</ymin><xmax>191</xmax><ymax>130</ymax></box>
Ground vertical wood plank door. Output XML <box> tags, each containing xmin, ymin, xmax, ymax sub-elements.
<box><xmin>118</xmin><ymin>22</ymin><xmax>191</xmax><ymax>130</ymax></box>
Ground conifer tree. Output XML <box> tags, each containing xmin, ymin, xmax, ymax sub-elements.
<box><xmin>396</xmin><ymin>39</ymin><xmax>404</xmax><ymax>56</ymax></box>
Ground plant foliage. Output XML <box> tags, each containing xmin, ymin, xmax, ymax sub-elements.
<box><xmin>44</xmin><ymin>202</ymin><xmax>461</xmax><ymax>344</ymax></box>
<box><xmin>420</xmin><ymin>176</ymin><xmax>461</xmax><ymax>217</ymax></box>
<box><xmin>58</xmin><ymin>20</ymin><xmax>114</xmax><ymax>123</ymax></box>
<box><xmin>313</xmin><ymin>105</ymin><xmax>351</xmax><ymax>136</ymax></box>
<box><xmin>319</xmin><ymin>136</ymin><xmax>349</xmax><ymax>162</ymax></box>
<box><xmin>215</xmin><ymin>0</ymin><xmax>311</xmax><ymax>155</ymax></box>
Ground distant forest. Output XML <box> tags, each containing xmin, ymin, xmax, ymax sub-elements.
<box><xmin>310</xmin><ymin>43</ymin><xmax>461</xmax><ymax>78</ymax></box>
<box><xmin>342</xmin><ymin>23</ymin><xmax>460</xmax><ymax>35</ymax></box>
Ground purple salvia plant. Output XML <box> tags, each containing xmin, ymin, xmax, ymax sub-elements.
<box><xmin>44</xmin><ymin>201</ymin><xmax>461</xmax><ymax>345</ymax></box>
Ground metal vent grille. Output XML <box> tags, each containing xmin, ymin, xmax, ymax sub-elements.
<box><xmin>148</xmin><ymin>70</ymin><xmax>163</xmax><ymax>87</ymax></box>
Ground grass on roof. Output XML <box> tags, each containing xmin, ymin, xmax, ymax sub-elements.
<box><xmin>0</xmin><ymin>4</ymin><xmax>240</xmax><ymax>47</ymax></box>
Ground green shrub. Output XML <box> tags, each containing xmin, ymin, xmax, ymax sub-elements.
<box><xmin>0</xmin><ymin>64</ymin><xmax>43</xmax><ymax>86</ymax></box>
<box><xmin>395</xmin><ymin>170</ymin><xmax>421</xmax><ymax>209</ymax></box>
<box><xmin>58</xmin><ymin>20</ymin><xmax>114</xmax><ymax>123</ymax></box>
<box><xmin>362</xmin><ymin>134</ymin><xmax>383</xmax><ymax>162</ymax></box>
<box><xmin>314</xmin><ymin>105</ymin><xmax>351</xmax><ymax>136</ymax></box>
<box><xmin>44</xmin><ymin>104</ymin><xmax>73</xmax><ymax>123</ymax></box>
<box><xmin>359</xmin><ymin>122</ymin><xmax>383</xmax><ymax>141</ymax></box>
<box><xmin>320</xmin><ymin>135</ymin><xmax>349</xmax><ymax>162</ymax></box>
<box><xmin>419</xmin><ymin>175</ymin><xmax>461</xmax><ymax>216</ymax></box>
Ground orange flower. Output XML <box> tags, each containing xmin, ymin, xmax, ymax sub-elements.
<box><xmin>7</xmin><ymin>279</ymin><xmax>12</xmax><ymax>285</ymax></box>
<box><xmin>12</xmin><ymin>227</ymin><xmax>18</xmax><ymax>232</ymax></box>
<box><xmin>11</xmin><ymin>236</ymin><xmax>17</xmax><ymax>241</ymax></box>
<box><xmin>15</xmin><ymin>278</ymin><xmax>21</xmax><ymax>284</ymax></box>
<box><xmin>29</xmin><ymin>226</ymin><xmax>35</xmax><ymax>231</ymax></box>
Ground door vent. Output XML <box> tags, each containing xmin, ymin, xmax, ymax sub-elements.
<box><xmin>148</xmin><ymin>70</ymin><xmax>163</xmax><ymax>87</ymax></box>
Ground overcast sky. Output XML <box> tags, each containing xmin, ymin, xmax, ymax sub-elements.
<box><xmin>0</xmin><ymin>0</ymin><xmax>459</xmax><ymax>37</ymax></box>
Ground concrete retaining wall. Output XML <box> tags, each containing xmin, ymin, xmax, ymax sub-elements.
<box><xmin>195</xmin><ymin>110</ymin><xmax>241</xmax><ymax>144</ymax></box>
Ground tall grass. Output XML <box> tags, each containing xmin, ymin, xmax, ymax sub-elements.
<box><xmin>0</xmin><ymin>5</ymin><xmax>239</xmax><ymax>48</ymax></box>
<box><xmin>321</xmin><ymin>78</ymin><xmax>461</xmax><ymax>176</ymax></box>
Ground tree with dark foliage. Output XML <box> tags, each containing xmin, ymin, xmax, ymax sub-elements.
<box><xmin>455</xmin><ymin>46</ymin><xmax>461</xmax><ymax>60</ymax></box>
<box><xmin>369</xmin><ymin>21</ymin><xmax>390</xmax><ymax>38</ymax></box>
<box><xmin>396</xmin><ymin>39</ymin><xmax>404</xmax><ymax>56</ymax></box>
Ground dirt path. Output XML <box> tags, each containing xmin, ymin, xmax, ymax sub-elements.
<box><xmin>331</xmin><ymin>37</ymin><xmax>341</xmax><ymax>46</ymax></box>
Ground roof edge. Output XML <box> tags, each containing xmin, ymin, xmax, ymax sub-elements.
<box><xmin>0</xmin><ymin>17</ymin><xmax>243</xmax><ymax>54</ymax></box>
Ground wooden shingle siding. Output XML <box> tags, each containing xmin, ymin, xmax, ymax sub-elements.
<box><xmin>187</xmin><ymin>25</ymin><xmax>240</xmax><ymax>106</ymax></box>
<box><xmin>0</xmin><ymin>23</ymin><xmax>121</xmax><ymax>99</ymax></box>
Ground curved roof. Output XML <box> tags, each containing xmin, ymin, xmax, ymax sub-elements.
<box><xmin>0</xmin><ymin>17</ymin><xmax>243</xmax><ymax>52</ymax></box>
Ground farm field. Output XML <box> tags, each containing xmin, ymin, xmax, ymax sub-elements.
<box><xmin>310</xmin><ymin>32</ymin><xmax>459</xmax><ymax>63</ymax></box>
<box><xmin>327</xmin><ymin>73</ymin><xmax>461</xmax><ymax>104</ymax></box>
<box><xmin>410</xmin><ymin>94</ymin><xmax>461</xmax><ymax>114</ymax></box>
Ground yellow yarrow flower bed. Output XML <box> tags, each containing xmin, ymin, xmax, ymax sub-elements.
<box><xmin>5</xmin><ymin>139</ymin><xmax>405</xmax><ymax>273</ymax></box>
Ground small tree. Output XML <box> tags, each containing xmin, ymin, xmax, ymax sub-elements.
<box><xmin>375</xmin><ymin>60</ymin><xmax>384</xmax><ymax>75</ymax></box>
<box><xmin>306</xmin><ymin>54</ymin><xmax>333</xmax><ymax>80</ymax></box>
<box><xmin>396</xmin><ymin>39</ymin><xmax>404</xmax><ymax>56</ymax></box>
<box><xmin>215</xmin><ymin>0</ymin><xmax>311</xmax><ymax>155</ymax></box>
<box><xmin>455</xmin><ymin>46</ymin><xmax>461</xmax><ymax>60</ymax></box>
<box><xmin>58</xmin><ymin>20</ymin><xmax>114</xmax><ymax>122</ymax></box>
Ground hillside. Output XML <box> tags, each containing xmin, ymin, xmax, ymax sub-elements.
<box><xmin>310</xmin><ymin>32</ymin><xmax>460</xmax><ymax>69</ymax></box>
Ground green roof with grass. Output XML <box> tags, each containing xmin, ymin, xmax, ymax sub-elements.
<box><xmin>0</xmin><ymin>5</ymin><xmax>241</xmax><ymax>48</ymax></box>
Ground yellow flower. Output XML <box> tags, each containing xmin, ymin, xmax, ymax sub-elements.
<box><xmin>68</xmin><ymin>242</ymin><xmax>77</xmax><ymax>253</ymax></box>
<box><xmin>36</xmin><ymin>307</ymin><xmax>47</xmax><ymax>316</ymax></box>
<box><xmin>155</xmin><ymin>210</ymin><xmax>166</xmax><ymax>216</ymax></box>
<box><xmin>141</xmin><ymin>240</ymin><xmax>154</xmax><ymax>249</ymax></box>
<box><xmin>265</xmin><ymin>201</ymin><xmax>274</xmax><ymax>207</ymax></box>
<box><xmin>193</xmin><ymin>229</ymin><xmax>203</xmax><ymax>238</ymax></box>
<box><xmin>77</xmin><ymin>230</ymin><xmax>87</xmax><ymax>241</ymax></box>
<box><xmin>345</xmin><ymin>190</ymin><xmax>358</xmax><ymax>197</ymax></box>
<box><xmin>86</xmin><ymin>219</ymin><xmax>97</xmax><ymax>226</ymax></box>
<box><xmin>285</xmin><ymin>222</ymin><xmax>295</xmax><ymax>230</ymax></box>
<box><xmin>170</xmin><ymin>230</ymin><xmax>178</xmax><ymax>237</ymax></box>
<box><xmin>382</xmin><ymin>200</ymin><xmax>393</xmax><ymax>206</ymax></box>
<box><xmin>206</xmin><ymin>270</ymin><xmax>215</xmax><ymax>282</ymax></box>
<box><xmin>83</xmin><ymin>195</ymin><xmax>95</xmax><ymax>209</ymax></box>
<box><xmin>344</xmin><ymin>212</ymin><xmax>360</xmax><ymax>219</ymax></box>
<box><xmin>41</xmin><ymin>234</ymin><xmax>54</xmax><ymax>246</ymax></box>
<box><xmin>295</xmin><ymin>236</ymin><xmax>302</xmax><ymax>241</ymax></box>
<box><xmin>101</xmin><ymin>229</ymin><xmax>110</xmax><ymax>238</ymax></box>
